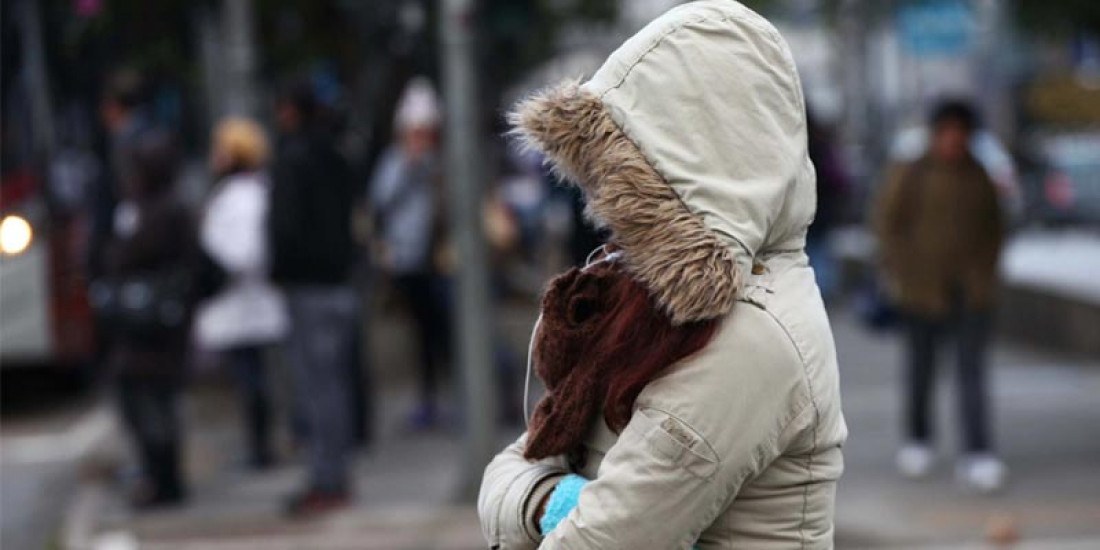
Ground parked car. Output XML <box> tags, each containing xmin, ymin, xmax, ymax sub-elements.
<box><xmin>1021</xmin><ymin>132</ymin><xmax>1100</xmax><ymax>227</ymax></box>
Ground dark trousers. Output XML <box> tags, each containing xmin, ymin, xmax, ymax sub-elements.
<box><xmin>116</xmin><ymin>376</ymin><xmax>184</xmax><ymax>498</ymax></box>
<box><xmin>228</xmin><ymin>346</ymin><xmax>272</xmax><ymax>466</ymax></box>
<box><xmin>394</xmin><ymin>273</ymin><xmax>451</xmax><ymax>407</ymax></box>
<box><xmin>904</xmin><ymin>307</ymin><xmax>993</xmax><ymax>453</ymax></box>
<box><xmin>285</xmin><ymin>286</ymin><xmax>359</xmax><ymax>493</ymax></box>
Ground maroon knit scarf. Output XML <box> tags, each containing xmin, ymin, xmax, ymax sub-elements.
<box><xmin>523</xmin><ymin>261</ymin><xmax>719</xmax><ymax>461</ymax></box>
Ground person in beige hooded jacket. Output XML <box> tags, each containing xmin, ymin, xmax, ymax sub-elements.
<box><xmin>478</xmin><ymin>1</ymin><xmax>847</xmax><ymax>548</ymax></box>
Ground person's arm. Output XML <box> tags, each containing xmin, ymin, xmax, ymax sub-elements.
<box><xmin>267</xmin><ymin>149</ymin><xmax>308</xmax><ymax>277</ymax></box>
<box><xmin>539</xmin><ymin>311</ymin><xmax>812</xmax><ymax>549</ymax></box>
<box><xmin>202</xmin><ymin>181</ymin><xmax>267</xmax><ymax>275</ymax></box>
<box><xmin>872</xmin><ymin>163</ymin><xmax>911</xmax><ymax>278</ymax></box>
<box><xmin>970</xmin><ymin>167</ymin><xmax>1006</xmax><ymax>288</ymax></box>
<box><xmin>479</xmin><ymin>433</ymin><xmax>569</xmax><ymax>549</ymax></box>
<box><xmin>368</xmin><ymin>149</ymin><xmax>401</xmax><ymax>214</ymax></box>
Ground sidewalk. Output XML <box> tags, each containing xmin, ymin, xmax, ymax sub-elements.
<box><xmin>831</xmin><ymin>309</ymin><xmax>1100</xmax><ymax>548</ymax></box>
<box><xmin>64</xmin><ymin>299</ymin><xmax>531</xmax><ymax>550</ymax></box>
<box><xmin>67</xmin><ymin>382</ymin><xmax>492</xmax><ymax>549</ymax></box>
<box><xmin>64</xmin><ymin>304</ymin><xmax>1100</xmax><ymax>549</ymax></box>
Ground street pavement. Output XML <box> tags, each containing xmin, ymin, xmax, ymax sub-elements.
<box><xmin>0</xmin><ymin>380</ymin><xmax>107</xmax><ymax>550</ymax></box>
<box><xmin>831</xmin><ymin>309</ymin><xmax>1100</xmax><ymax>548</ymax></box>
<box><xmin>18</xmin><ymin>302</ymin><xmax>1100</xmax><ymax>549</ymax></box>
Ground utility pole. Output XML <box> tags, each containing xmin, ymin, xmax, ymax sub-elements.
<box><xmin>838</xmin><ymin>0</ymin><xmax>872</xmax><ymax>185</ymax></box>
<box><xmin>440</xmin><ymin>0</ymin><xmax>497</xmax><ymax>499</ymax></box>
<box><xmin>222</xmin><ymin>0</ymin><xmax>260</xmax><ymax>117</ymax></box>
<box><xmin>17</xmin><ymin>0</ymin><xmax>55</xmax><ymax>160</ymax></box>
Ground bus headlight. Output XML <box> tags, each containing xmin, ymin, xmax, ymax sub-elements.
<box><xmin>0</xmin><ymin>215</ymin><xmax>33</xmax><ymax>256</ymax></box>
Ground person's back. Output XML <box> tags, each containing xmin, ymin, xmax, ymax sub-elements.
<box><xmin>556</xmin><ymin>251</ymin><xmax>844</xmax><ymax>546</ymax></box>
<box><xmin>479</xmin><ymin>2</ymin><xmax>846</xmax><ymax>547</ymax></box>
<box><xmin>268</xmin><ymin>85</ymin><xmax>360</xmax><ymax>517</ymax></box>
<box><xmin>270</xmin><ymin>128</ymin><xmax>355</xmax><ymax>286</ymax></box>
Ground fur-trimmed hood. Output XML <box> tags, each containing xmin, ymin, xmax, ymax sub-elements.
<box><xmin>511</xmin><ymin>0</ymin><xmax>815</xmax><ymax>324</ymax></box>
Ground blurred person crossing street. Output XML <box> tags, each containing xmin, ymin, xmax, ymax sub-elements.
<box><xmin>874</xmin><ymin>100</ymin><xmax>1008</xmax><ymax>493</ymax></box>
<box><xmin>269</xmin><ymin>82</ymin><xmax>359</xmax><ymax>517</ymax></box>
<box><xmin>194</xmin><ymin>118</ymin><xmax>288</xmax><ymax>470</ymax></box>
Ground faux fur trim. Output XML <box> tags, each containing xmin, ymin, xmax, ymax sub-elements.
<box><xmin>509</xmin><ymin>81</ymin><xmax>739</xmax><ymax>324</ymax></box>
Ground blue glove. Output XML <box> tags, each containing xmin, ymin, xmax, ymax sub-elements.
<box><xmin>539</xmin><ymin>474</ymin><xmax>588</xmax><ymax>535</ymax></box>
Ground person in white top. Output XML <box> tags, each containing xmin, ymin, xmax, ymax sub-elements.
<box><xmin>195</xmin><ymin>118</ymin><xmax>288</xmax><ymax>468</ymax></box>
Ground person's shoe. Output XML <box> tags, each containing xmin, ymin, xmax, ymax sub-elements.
<box><xmin>284</xmin><ymin>489</ymin><xmax>351</xmax><ymax>519</ymax></box>
<box><xmin>957</xmin><ymin>454</ymin><xmax>1007</xmax><ymax>494</ymax></box>
<box><xmin>896</xmin><ymin>443</ymin><xmax>935</xmax><ymax>479</ymax></box>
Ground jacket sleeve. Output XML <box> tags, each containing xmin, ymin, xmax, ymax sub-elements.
<box><xmin>202</xmin><ymin>183</ymin><xmax>267</xmax><ymax>275</ymax></box>
<box><xmin>872</xmin><ymin>163</ymin><xmax>910</xmax><ymax>277</ymax></box>
<box><xmin>479</xmin><ymin>433</ymin><xmax>569</xmax><ymax>549</ymax></box>
<box><xmin>537</xmin><ymin>407</ymin><xmax>728</xmax><ymax>550</ymax></box>
<box><xmin>973</xmin><ymin>168</ymin><xmax>1005</xmax><ymax>273</ymax></box>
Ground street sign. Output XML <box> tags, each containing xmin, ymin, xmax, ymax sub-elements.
<box><xmin>897</xmin><ymin>0</ymin><xmax>975</xmax><ymax>58</ymax></box>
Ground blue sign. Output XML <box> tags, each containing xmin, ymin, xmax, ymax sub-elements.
<box><xmin>897</xmin><ymin>0</ymin><xmax>975</xmax><ymax>58</ymax></box>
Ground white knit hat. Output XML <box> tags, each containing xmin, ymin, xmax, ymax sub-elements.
<box><xmin>395</xmin><ymin>76</ymin><xmax>442</xmax><ymax>131</ymax></box>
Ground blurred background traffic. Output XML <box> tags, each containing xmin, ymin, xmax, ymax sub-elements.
<box><xmin>1</xmin><ymin>0</ymin><xmax>1098</xmax><ymax>549</ymax></box>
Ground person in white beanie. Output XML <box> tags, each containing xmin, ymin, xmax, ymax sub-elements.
<box><xmin>369</xmin><ymin>76</ymin><xmax>452</xmax><ymax>429</ymax></box>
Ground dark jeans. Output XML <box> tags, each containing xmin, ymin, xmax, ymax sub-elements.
<box><xmin>904</xmin><ymin>307</ymin><xmax>993</xmax><ymax>453</ymax></box>
<box><xmin>115</xmin><ymin>376</ymin><xmax>184</xmax><ymax>498</ymax></box>
<box><xmin>228</xmin><ymin>346</ymin><xmax>272</xmax><ymax>466</ymax></box>
<box><xmin>285</xmin><ymin>286</ymin><xmax>359</xmax><ymax>494</ymax></box>
<box><xmin>394</xmin><ymin>273</ymin><xmax>451</xmax><ymax>408</ymax></box>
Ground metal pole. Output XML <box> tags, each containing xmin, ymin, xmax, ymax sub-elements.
<box><xmin>18</xmin><ymin>0</ymin><xmax>55</xmax><ymax>160</ymax></box>
<box><xmin>440</xmin><ymin>0</ymin><xmax>497</xmax><ymax>499</ymax></box>
<box><xmin>222</xmin><ymin>0</ymin><xmax>260</xmax><ymax>117</ymax></box>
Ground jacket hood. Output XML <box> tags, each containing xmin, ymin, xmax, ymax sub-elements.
<box><xmin>511</xmin><ymin>0</ymin><xmax>814</xmax><ymax>325</ymax></box>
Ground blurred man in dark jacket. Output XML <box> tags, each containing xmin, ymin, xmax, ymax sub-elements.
<box><xmin>874</xmin><ymin>100</ymin><xmax>1006</xmax><ymax>493</ymax></box>
<box><xmin>269</xmin><ymin>82</ymin><xmax>358</xmax><ymax>517</ymax></box>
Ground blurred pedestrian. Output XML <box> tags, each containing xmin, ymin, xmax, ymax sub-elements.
<box><xmin>806</xmin><ymin>109</ymin><xmax>849</xmax><ymax>301</ymax></box>
<box><xmin>479</xmin><ymin>3</ymin><xmax>845</xmax><ymax>547</ymax></box>
<box><xmin>93</xmin><ymin>130</ymin><xmax>194</xmax><ymax>509</ymax></box>
<box><xmin>195</xmin><ymin>118</ymin><xmax>288</xmax><ymax>470</ymax></box>
<box><xmin>368</xmin><ymin>77</ymin><xmax>452</xmax><ymax>429</ymax></box>
<box><xmin>269</xmin><ymin>82</ymin><xmax>359</xmax><ymax>517</ymax></box>
<box><xmin>89</xmin><ymin>70</ymin><xmax>154</xmax><ymax>279</ymax></box>
<box><xmin>874</xmin><ymin>100</ymin><xmax>1007</xmax><ymax>492</ymax></box>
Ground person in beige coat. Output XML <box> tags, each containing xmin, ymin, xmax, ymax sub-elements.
<box><xmin>478</xmin><ymin>1</ymin><xmax>847</xmax><ymax>548</ymax></box>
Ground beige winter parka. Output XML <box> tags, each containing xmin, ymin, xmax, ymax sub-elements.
<box><xmin>479</xmin><ymin>2</ymin><xmax>847</xmax><ymax>548</ymax></box>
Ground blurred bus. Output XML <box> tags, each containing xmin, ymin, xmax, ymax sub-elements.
<box><xmin>2</xmin><ymin>0</ymin><xmax>97</xmax><ymax>370</ymax></box>
<box><xmin>1</xmin><ymin>154</ymin><xmax>97</xmax><ymax>370</ymax></box>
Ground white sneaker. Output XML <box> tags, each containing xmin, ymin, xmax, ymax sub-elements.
<box><xmin>896</xmin><ymin>443</ymin><xmax>935</xmax><ymax>479</ymax></box>
<box><xmin>957</xmin><ymin>454</ymin><xmax>1007</xmax><ymax>494</ymax></box>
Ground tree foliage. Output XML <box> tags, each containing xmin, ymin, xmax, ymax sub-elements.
<box><xmin>1014</xmin><ymin>0</ymin><xmax>1100</xmax><ymax>36</ymax></box>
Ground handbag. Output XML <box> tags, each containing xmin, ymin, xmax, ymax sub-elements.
<box><xmin>89</xmin><ymin>269</ymin><xmax>193</xmax><ymax>342</ymax></box>
<box><xmin>192</xmin><ymin>248</ymin><xmax>228</xmax><ymax>301</ymax></box>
